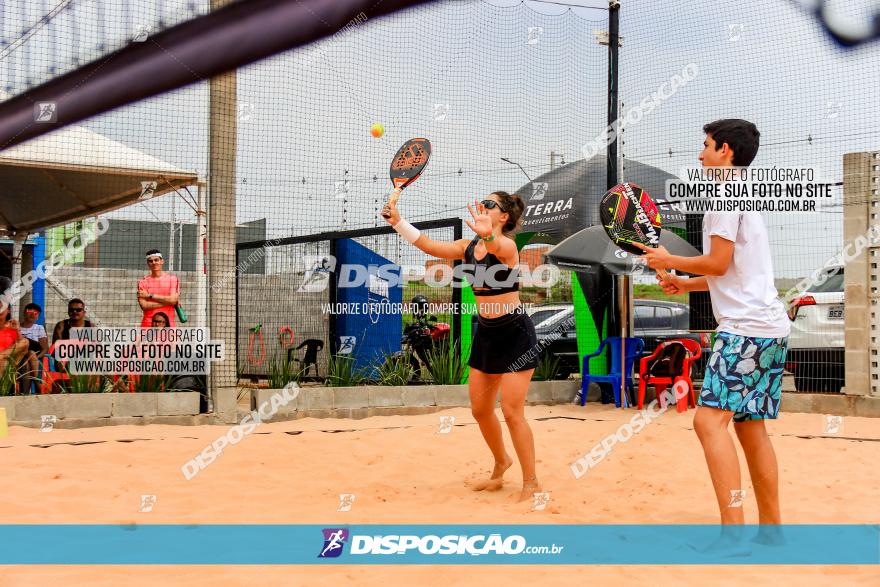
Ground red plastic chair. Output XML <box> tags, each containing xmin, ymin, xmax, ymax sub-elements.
<box><xmin>40</xmin><ymin>342</ymin><xmax>69</xmax><ymax>394</ymax></box>
<box><xmin>41</xmin><ymin>340</ymin><xmax>121</xmax><ymax>393</ymax></box>
<box><xmin>637</xmin><ymin>338</ymin><xmax>702</xmax><ymax>412</ymax></box>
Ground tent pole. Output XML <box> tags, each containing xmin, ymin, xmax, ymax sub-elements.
<box><xmin>9</xmin><ymin>233</ymin><xmax>27</xmax><ymax>318</ymax></box>
<box><xmin>618</xmin><ymin>274</ymin><xmax>628</xmax><ymax>408</ymax></box>
<box><xmin>195</xmin><ymin>181</ymin><xmax>208</xmax><ymax>329</ymax></box>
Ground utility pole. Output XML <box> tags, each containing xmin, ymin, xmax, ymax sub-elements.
<box><xmin>602</xmin><ymin>1</ymin><xmax>621</xmax><ymax>190</ymax></box>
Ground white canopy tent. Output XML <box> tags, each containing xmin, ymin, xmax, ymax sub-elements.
<box><xmin>0</xmin><ymin>125</ymin><xmax>205</xmax><ymax>324</ymax></box>
<box><xmin>0</xmin><ymin>125</ymin><xmax>199</xmax><ymax>232</ymax></box>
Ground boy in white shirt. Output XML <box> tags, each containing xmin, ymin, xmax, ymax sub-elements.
<box><xmin>637</xmin><ymin>119</ymin><xmax>789</xmax><ymax>549</ymax></box>
<box><xmin>20</xmin><ymin>303</ymin><xmax>49</xmax><ymax>394</ymax></box>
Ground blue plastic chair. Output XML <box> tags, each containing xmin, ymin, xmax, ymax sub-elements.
<box><xmin>580</xmin><ymin>336</ymin><xmax>645</xmax><ymax>408</ymax></box>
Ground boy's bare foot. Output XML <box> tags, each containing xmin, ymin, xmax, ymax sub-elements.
<box><xmin>517</xmin><ymin>477</ymin><xmax>541</xmax><ymax>502</ymax></box>
<box><xmin>470</xmin><ymin>456</ymin><xmax>513</xmax><ymax>491</ymax></box>
<box><xmin>751</xmin><ymin>525</ymin><xmax>785</xmax><ymax>546</ymax></box>
<box><xmin>690</xmin><ymin>525</ymin><xmax>751</xmax><ymax>558</ymax></box>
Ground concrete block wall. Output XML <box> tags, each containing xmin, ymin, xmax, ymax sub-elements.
<box><xmin>0</xmin><ymin>392</ymin><xmax>201</xmax><ymax>426</ymax></box>
<box><xmin>249</xmin><ymin>380</ymin><xmax>581</xmax><ymax>422</ymax></box>
<box><xmin>843</xmin><ymin>151</ymin><xmax>880</xmax><ymax>397</ymax></box>
<box><xmin>41</xmin><ymin>268</ymin><xmax>202</xmax><ymax>330</ymax></box>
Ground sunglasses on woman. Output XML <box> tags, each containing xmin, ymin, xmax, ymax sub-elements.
<box><xmin>480</xmin><ymin>199</ymin><xmax>507</xmax><ymax>212</ymax></box>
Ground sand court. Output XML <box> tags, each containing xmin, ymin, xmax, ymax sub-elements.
<box><xmin>1</xmin><ymin>403</ymin><xmax>878</xmax><ymax>584</ymax></box>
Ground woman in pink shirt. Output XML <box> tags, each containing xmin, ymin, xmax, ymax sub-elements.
<box><xmin>137</xmin><ymin>249</ymin><xmax>180</xmax><ymax>328</ymax></box>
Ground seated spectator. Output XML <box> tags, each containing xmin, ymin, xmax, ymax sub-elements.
<box><xmin>151</xmin><ymin>311</ymin><xmax>171</xmax><ymax>328</ymax></box>
<box><xmin>0</xmin><ymin>309</ymin><xmax>29</xmax><ymax>393</ymax></box>
<box><xmin>133</xmin><ymin>311</ymin><xmax>174</xmax><ymax>393</ymax></box>
<box><xmin>52</xmin><ymin>298</ymin><xmax>94</xmax><ymax>344</ymax></box>
<box><xmin>19</xmin><ymin>303</ymin><xmax>49</xmax><ymax>395</ymax></box>
<box><xmin>50</xmin><ymin>299</ymin><xmax>97</xmax><ymax>392</ymax></box>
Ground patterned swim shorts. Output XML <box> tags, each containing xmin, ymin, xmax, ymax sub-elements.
<box><xmin>699</xmin><ymin>332</ymin><xmax>789</xmax><ymax>422</ymax></box>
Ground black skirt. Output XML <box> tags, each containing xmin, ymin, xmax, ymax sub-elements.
<box><xmin>468</xmin><ymin>307</ymin><xmax>539</xmax><ymax>374</ymax></box>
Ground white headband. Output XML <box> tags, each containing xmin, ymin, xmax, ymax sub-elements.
<box><xmin>146</xmin><ymin>253</ymin><xmax>163</xmax><ymax>260</ymax></box>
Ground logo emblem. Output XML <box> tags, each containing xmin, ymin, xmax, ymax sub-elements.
<box><xmin>318</xmin><ymin>528</ymin><xmax>349</xmax><ymax>558</ymax></box>
<box><xmin>35</xmin><ymin>102</ymin><xmax>57</xmax><ymax>123</ymax></box>
<box><xmin>438</xmin><ymin>415</ymin><xmax>455</xmax><ymax>434</ymax></box>
<box><xmin>139</xmin><ymin>181</ymin><xmax>157</xmax><ymax>201</ymax></box>
<box><xmin>297</xmin><ymin>256</ymin><xmax>334</xmax><ymax>293</ymax></box>
<box><xmin>334</xmin><ymin>181</ymin><xmax>349</xmax><ymax>199</ymax></box>
<box><xmin>337</xmin><ymin>493</ymin><xmax>356</xmax><ymax>512</ymax></box>
<box><xmin>824</xmin><ymin>415</ymin><xmax>843</xmax><ymax>434</ymax></box>
<box><xmin>432</xmin><ymin>104</ymin><xmax>449</xmax><ymax>122</ymax></box>
<box><xmin>132</xmin><ymin>24</ymin><xmax>152</xmax><ymax>42</ymax></box>
<box><xmin>527</xmin><ymin>27</ymin><xmax>544</xmax><ymax>45</ymax></box>
<box><xmin>531</xmin><ymin>182</ymin><xmax>549</xmax><ymax>201</ymax></box>
<box><xmin>532</xmin><ymin>492</ymin><xmax>551</xmax><ymax>511</ymax></box>
<box><xmin>238</xmin><ymin>103</ymin><xmax>255</xmax><ymax>122</ymax></box>
<box><xmin>139</xmin><ymin>494</ymin><xmax>157</xmax><ymax>513</ymax></box>
<box><xmin>40</xmin><ymin>415</ymin><xmax>57</xmax><ymax>432</ymax></box>
<box><xmin>727</xmin><ymin>23</ymin><xmax>743</xmax><ymax>42</ymax></box>
<box><xmin>728</xmin><ymin>489</ymin><xmax>746</xmax><ymax>508</ymax></box>
<box><xmin>338</xmin><ymin>336</ymin><xmax>356</xmax><ymax>355</ymax></box>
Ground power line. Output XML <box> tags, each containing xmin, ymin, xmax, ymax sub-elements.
<box><xmin>522</xmin><ymin>0</ymin><xmax>609</xmax><ymax>10</ymax></box>
<box><xmin>0</xmin><ymin>0</ymin><xmax>73</xmax><ymax>63</ymax></box>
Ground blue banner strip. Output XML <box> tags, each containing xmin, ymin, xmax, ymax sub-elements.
<box><xmin>0</xmin><ymin>525</ymin><xmax>877</xmax><ymax>565</ymax></box>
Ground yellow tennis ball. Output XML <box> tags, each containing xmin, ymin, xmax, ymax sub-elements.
<box><xmin>371</xmin><ymin>123</ymin><xmax>384</xmax><ymax>138</ymax></box>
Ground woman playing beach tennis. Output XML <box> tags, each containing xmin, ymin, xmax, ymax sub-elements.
<box><xmin>383</xmin><ymin>190</ymin><xmax>541</xmax><ymax>502</ymax></box>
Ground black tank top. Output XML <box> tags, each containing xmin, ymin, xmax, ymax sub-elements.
<box><xmin>463</xmin><ymin>236</ymin><xmax>520</xmax><ymax>296</ymax></box>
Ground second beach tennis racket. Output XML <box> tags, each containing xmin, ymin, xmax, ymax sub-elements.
<box><xmin>600</xmin><ymin>182</ymin><xmax>669</xmax><ymax>280</ymax></box>
<box><xmin>382</xmin><ymin>137</ymin><xmax>431</xmax><ymax>219</ymax></box>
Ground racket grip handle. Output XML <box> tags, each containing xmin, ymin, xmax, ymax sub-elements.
<box><xmin>388</xmin><ymin>188</ymin><xmax>401</xmax><ymax>207</ymax></box>
<box><xmin>381</xmin><ymin>188</ymin><xmax>402</xmax><ymax>219</ymax></box>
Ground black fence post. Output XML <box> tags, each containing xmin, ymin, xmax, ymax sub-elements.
<box><xmin>328</xmin><ymin>237</ymin><xmax>339</xmax><ymax>356</ymax></box>
<box><xmin>452</xmin><ymin>220</ymin><xmax>463</xmax><ymax>352</ymax></box>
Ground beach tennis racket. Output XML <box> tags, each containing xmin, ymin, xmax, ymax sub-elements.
<box><xmin>382</xmin><ymin>137</ymin><xmax>432</xmax><ymax>219</ymax></box>
<box><xmin>600</xmin><ymin>182</ymin><xmax>669</xmax><ymax>280</ymax></box>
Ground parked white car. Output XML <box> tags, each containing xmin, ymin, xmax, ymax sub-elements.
<box><xmin>786</xmin><ymin>266</ymin><xmax>845</xmax><ymax>392</ymax></box>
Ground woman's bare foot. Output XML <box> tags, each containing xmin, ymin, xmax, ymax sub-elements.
<box><xmin>517</xmin><ymin>477</ymin><xmax>541</xmax><ymax>502</ymax></box>
<box><xmin>470</xmin><ymin>455</ymin><xmax>513</xmax><ymax>491</ymax></box>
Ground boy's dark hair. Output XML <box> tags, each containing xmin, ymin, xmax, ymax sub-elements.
<box><xmin>703</xmin><ymin>119</ymin><xmax>760</xmax><ymax>166</ymax></box>
<box><xmin>146</xmin><ymin>248</ymin><xmax>162</xmax><ymax>257</ymax></box>
<box><xmin>68</xmin><ymin>298</ymin><xmax>85</xmax><ymax>308</ymax></box>
<box><xmin>24</xmin><ymin>302</ymin><xmax>41</xmax><ymax>312</ymax></box>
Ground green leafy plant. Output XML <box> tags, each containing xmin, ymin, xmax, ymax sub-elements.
<box><xmin>0</xmin><ymin>351</ymin><xmax>23</xmax><ymax>396</ymax></box>
<box><xmin>375</xmin><ymin>351</ymin><xmax>416</xmax><ymax>386</ymax></box>
<box><xmin>424</xmin><ymin>340</ymin><xmax>465</xmax><ymax>385</ymax></box>
<box><xmin>325</xmin><ymin>354</ymin><xmax>366</xmax><ymax>387</ymax></box>
<box><xmin>66</xmin><ymin>374</ymin><xmax>110</xmax><ymax>393</ymax></box>
<box><xmin>136</xmin><ymin>374</ymin><xmax>176</xmax><ymax>393</ymax></box>
<box><xmin>266</xmin><ymin>351</ymin><xmax>304</xmax><ymax>389</ymax></box>
<box><xmin>532</xmin><ymin>352</ymin><xmax>561</xmax><ymax>381</ymax></box>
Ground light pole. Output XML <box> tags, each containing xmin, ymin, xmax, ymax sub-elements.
<box><xmin>500</xmin><ymin>157</ymin><xmax>533</xmax><ymax>182</ymax></box>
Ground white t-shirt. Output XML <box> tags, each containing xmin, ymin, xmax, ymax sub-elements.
<box><xmin>702</xmin><ymin>212</ymin><xmax>790</xmax><ymax>338</ymax></box>
<box><xmin>20</xmin><ymin>323</ymin><xmax>47</xmax><ymax>342</ymax></box>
